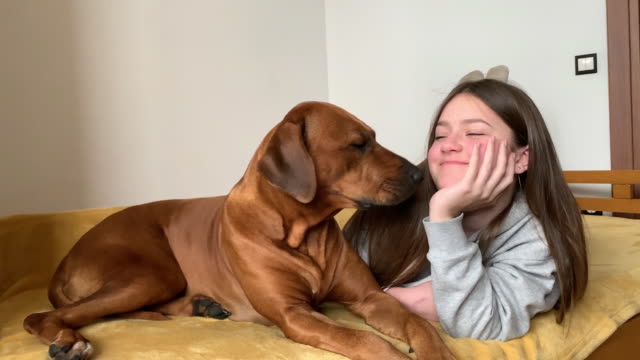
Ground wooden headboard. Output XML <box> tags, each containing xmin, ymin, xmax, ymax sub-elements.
<box><xmin>563</xmin><ymin>170</ymin><xmax>640</xmax><ymax>214</ymax></box>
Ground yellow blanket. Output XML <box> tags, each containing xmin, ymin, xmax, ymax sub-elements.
<box><xmin>1</xmin><ymin>208</ymin><xmax>639</xmax><ymax>359</ymax></box>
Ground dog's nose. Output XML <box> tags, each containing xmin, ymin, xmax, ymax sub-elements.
<box><xmin>409</xmin><ymin>166</ymin><xmax>424</xmax><ymax>185</ymax></box>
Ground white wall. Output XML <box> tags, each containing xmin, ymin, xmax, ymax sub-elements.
<box><xmin>325</xmin><ymin>0</ymin><xmax>610</xmax><ymax>174</ymax></box>
<box><xmin>0</xmin><ymin>0</ymin><xmax>328</xmax><ymax>216</ymax></box>
<box><xmin>0</xmin><ymin>1</ymin><xmax>613</xmax><ymax>216</ymax></box>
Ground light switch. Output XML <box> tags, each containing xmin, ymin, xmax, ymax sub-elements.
<box><xmin>575</xmin><ymin>53</ymin><xmax>597</xmax><ymax>75</ymax></box>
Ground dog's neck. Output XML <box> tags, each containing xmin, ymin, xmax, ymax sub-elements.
<box><xmin>226</xmin><ymin>174</ymin><xmax>339</xmax><ymax>249</ymax></box>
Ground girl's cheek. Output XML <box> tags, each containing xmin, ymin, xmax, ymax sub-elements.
<box><xmin>426</xmin><ymin>146</ymin><xmax>441</xmax><ymax>176</ymax></box>
<box><xmin>427</xmin><ymin>144</ymin><xmax>440</xmax><ymax>160</ymax></box>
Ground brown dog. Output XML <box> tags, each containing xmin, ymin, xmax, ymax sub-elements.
<box><xmin>23</xmin><ymin>101</ymin><xmax>455</xmax><ymax>360</ymax></box>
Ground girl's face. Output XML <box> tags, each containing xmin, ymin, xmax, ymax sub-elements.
<box><xmin>427</xmin><ymin>93</ymin><xmax>524</xmax><ymax>189</ymax></box>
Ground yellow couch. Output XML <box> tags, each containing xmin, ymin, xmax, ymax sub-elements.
<box><xmin>1</xmin><ymin>207</ymin><xmax>639</xmax><ymax>359</ymax></box>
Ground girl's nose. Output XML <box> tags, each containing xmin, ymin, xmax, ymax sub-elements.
<box><xmin>441</xmin><ymin>136</ymin><xmax>463</xmax><ymax>152</ymax></box>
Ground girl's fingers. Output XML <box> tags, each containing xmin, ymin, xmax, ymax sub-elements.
<box><xmin>485</xmin><ymin>140</ymin><xmax>508</xmax><ymax>191</ymax></box>
<box><xmin>475</xmin><ymin>137</ymin><xmax>496</xmax><ymax>186</ymax></box>
<box><xmin>493</xmin><ymin>152</ymin><xmax>516</xmax><ymax>195</ymax></box>
<box><xmin>462</xmin><ymin>143</ymin><xmax>481</xmax><ymax>186</ymax></box>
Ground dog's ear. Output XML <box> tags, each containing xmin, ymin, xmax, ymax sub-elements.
<box><xmin>258</xmin><ymin>121</ymin><xmax>317</xmax><ymax>203</ymax></box>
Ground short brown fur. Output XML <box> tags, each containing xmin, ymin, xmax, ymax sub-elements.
<box><xmin>23</xmin><ymin>101</ymin><xmax>455</xmax><ymax>360</ymax></box>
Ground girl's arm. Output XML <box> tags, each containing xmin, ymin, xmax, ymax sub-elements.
<box><xmin>424</xmin><ymin>213</ymin><xmax>559</xmax><ymax>341</ymax></box>
<box><xmin>385</xmin><ymin>281</ymin><xmax>439</xmax><ymax>322</ymax></box>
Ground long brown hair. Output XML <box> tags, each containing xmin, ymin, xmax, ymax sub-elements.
<box><xmin>344</xmin><ymin>79</ymin><xmax>587</xmax><ymax>322</ymax></box>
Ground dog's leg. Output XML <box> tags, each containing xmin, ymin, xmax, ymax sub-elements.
<box><xmin>347</xmin><ymin>291</ymin><xmax>456</xmax><ymax>360</ymax></box>
<box><xmin>266</xmin><ymin>304</ymin><xmax>411</xmax><ymax>360</ymax></box>
<box><xmin>111</xmin><ymin>311</ymin><xmax>171</xmax><ymax>321</ymax></box>
<box><xmin>24</xmin><ymin>277</ymin><xmax>184</xmax><ymax>360</ymax></box>
<box><xmin>330</xmin><ymin>251</ymin><xmax>456</xmax><ymax>360</ymax></box>
<box><xmin>148</xmin><ymin>294</ymin><xmax>231</xmax><ymax>320</ymax></box>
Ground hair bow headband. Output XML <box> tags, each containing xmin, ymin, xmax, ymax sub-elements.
<box><xmin>458</xmin><ymin>65</ymin><xmax>509</xmax><ymax>84</ymax></box>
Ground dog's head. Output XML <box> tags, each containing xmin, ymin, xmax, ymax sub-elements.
<box><xmin>257</xmin><ymin>101</ymin><xmax>423</xmax><ymax>210</ymax></box>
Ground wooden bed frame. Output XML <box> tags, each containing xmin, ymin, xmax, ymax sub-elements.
<box><xmin>563</xmin><ymin>170</ymin><xmax>640</xmax><ymax>360</ymax></box>
<box><xmin>564</xmin><ymin>170</ymin><xmax>640</xmax><ymax>215</ymax></box>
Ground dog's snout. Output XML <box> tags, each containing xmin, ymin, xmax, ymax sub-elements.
<box><xmin>408</xmin><ymin>165</ymin><xmax>424</xmax><ymax>185</ymax></box>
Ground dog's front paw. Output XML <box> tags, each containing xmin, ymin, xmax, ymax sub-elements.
<box><xmin>191</xmin><ymin>297</ymin><xmax>231</xmax><ymax>319</ymax></box>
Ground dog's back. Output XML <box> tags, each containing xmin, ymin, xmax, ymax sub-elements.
<box><xmin>24</xmin><ymin>101</ymin><xmax>455</xmax><ymax>360</ymax></box>
<box><xmin>48</xmin><ymin>197</ymin><xmax>226</xmax><ymax>308</ymax></box>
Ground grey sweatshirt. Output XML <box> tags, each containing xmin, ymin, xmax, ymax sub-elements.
<box><xmin>407</xmin><ymin>193</ymin><xmax>560</xmax><ymax>341</ymax></box>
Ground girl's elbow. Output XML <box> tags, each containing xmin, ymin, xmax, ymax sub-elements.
<box><xmin>479</xmin><ymin>322</ymin><xmax>528</xmax><ymax>341</ymax></box>
<box><xmin>444</xmin><ymin>318</ymin><xmax>528</xmax><ymax>341</ymax></box>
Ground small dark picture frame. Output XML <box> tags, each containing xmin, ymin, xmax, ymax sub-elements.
<box><xmin>575</xmin><ymin>53</ymin><xmax>598</xmax><ymax>75</ymax></box>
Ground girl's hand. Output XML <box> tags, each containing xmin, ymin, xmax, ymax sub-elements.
<box><xmin>386</xmin><ymin>281</ymin><xmax>439</xmax><ymax>321</ymax></box>
<box><xmin>429</xmin><ymin>137</ymin><xmax>516</xmax><ymax>222</ymax></box>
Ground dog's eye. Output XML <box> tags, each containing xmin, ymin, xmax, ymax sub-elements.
<box><xmin>350</xmin><ymin>142</ymin><xmax>368</xmax><ymax>151</ymax></box>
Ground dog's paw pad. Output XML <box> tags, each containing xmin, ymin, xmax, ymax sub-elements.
<box><xmin>197</xmin><ymin>299</ymin><xmax>214</xmax><ymax>308</ymax></box>
<box><xmin>49</xmin><ymin>344</ymin><xmax>71</xmax><ymax>357</ymax></box>
<box><xmin>206</xmin><ymin>303</ymin><xmax>232</xmax><ymax>319</ymax></box>
<box><xmin>49</xmin><ymin>341</ymin><xmax>93</xmax><ymax>360</ymax></box>
<box><xmin>192</xmin><ymin>298</ymin><xmax>210</xmax><ymax>316</ymax></box>
<box><xmin>192</xmin><ymin>298</ymin><xmax>231</xmax><ymax>319</ymax></box>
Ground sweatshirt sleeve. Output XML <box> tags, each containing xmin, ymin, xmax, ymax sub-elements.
<box><xmin>423</xmin><ymin>214</ymin><xmax>558</xmax><ymax>341</ymax></box>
